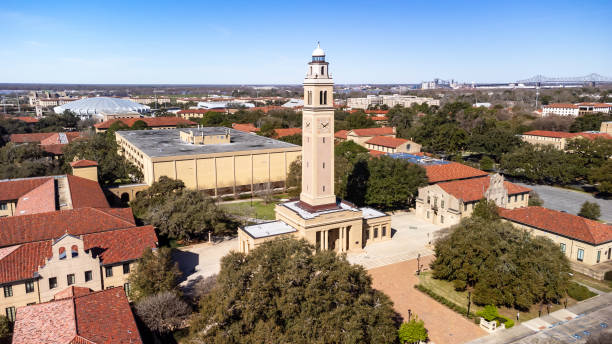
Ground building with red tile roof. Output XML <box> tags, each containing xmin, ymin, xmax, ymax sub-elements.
<box><xmin>349</xmin><ymin>126</ymin><xmax>395</xmax><ymax>137</ymax></box>
<box><xmin>334</xmin><ymin>130</ymin><xmax>348</xmax><ymax>140</ymax></box>
<box><xmin>176</xmin><ymin>108</ymin><xmax>227</xmax><ymax>119</ymax></box>
<box><xmin>415</xmin><ymin>174</ymin><xmax>531</xmax><ymax>226</ymax></box>
<box><xmin>0</xmin><ymin>174</ymin><xmax>109</xmax><ymax>217</ymax></box>
<box><xmin>2</xmin><ymin>116</ymin><xmax>39</xmax><ymax>123</ymax></box>
<box><xmin>232</xmin><ymin>123</ymin><xmax>260</xmax><ymax>133</ymax></box>
<box><xmin>368</xmin><ymin>149</ymin><xmax>386</xmax><ymax>157</ymax></box>
<box><xmin>500</xmin><ymin>206</ymin><xmax>612</xmax><ymax>270</ymax></box>
<box><xmin>94</xmin><ymin>117</ymin><xmax>196</xmax><ymax>132</ymax></box>
<box><xmin>12</xmin><ymin>287</ymin><xmax>143</xmax><ymax>344</ymax></box>
<box><xmin>520</xmin><ymin>130</ymin><xmax>612</xmax><ymax>150</ymax></box>
<box><xmin>365</xmin><ymin>136</ymin><xmax>421</xmax><ymax>154</ymax></box>
<box><xmin>423</xmin><ymin>161</ymin><xmax>489</xmax><ymax>184</ymax></box>
<box><xmin>9</xmin><ymin>132</ymin><xmax>84</xmax><ymax>156</ymax></box>
<box><xmin>542</xmin><ymin>103</ymin><xmax>579</xmax><ymax>117</ymax></box>
<box><xmin>70</xmin><ymin>160</ymin><xmax>98</xmax><ymax>168</ymax></box>
<box><xmin>273</xmin><ymin>127</ymin><xmax>302</xmax><ymax>138</ymax></box>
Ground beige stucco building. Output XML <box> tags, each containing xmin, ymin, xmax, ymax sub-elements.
<box><xmin>415</xmin><ymin>174</ymin><xmax>530</xmax><ymax>226</ymax></box>
<box><xmin>500</xmin><ymin>207</ymin><xmax>612</xmax><ymax>280</ymax></box>
<box><xmin>347</xmin><ymin>94</ymin><xmax>440</xmax><ymax>109</ymax></box>
<box><xmin>115</xmin><ymin>127</ymin><xmax>301</xmax><ymax>196</ymax></box>
<box><xmin>600</xmin><ymin>121</ymin><xmax>612</xmax><ymax>134</ymax></box>
<box><xmin>520</xmin><ymin>130</ymin><xmax>612</xmax><ymax>150</ymax></box>
<box><xmin>237</xmin><ymin>44</ymin><xmax>392</xmax><ymax>254</ymax></box>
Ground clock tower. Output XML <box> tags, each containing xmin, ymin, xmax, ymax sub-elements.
<box><xmin>300</xmin><ymin>43</ymin><xmax>336</xmax><ymax>207</ymax></box>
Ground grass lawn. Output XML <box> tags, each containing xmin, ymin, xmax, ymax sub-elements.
<box><xmin>220</xmin><ymin>200</ymin><xmax>277</xmax><ymax>220</ymax></box>
<box><xmin>418</xmin><ymin>271</ymin><xmax>579</xmax><ymax>322</ymax></box>
<box><xmin>571</xmin><ymin>272</ymin><xmax>612</xmax><ymax>293</ymax></box>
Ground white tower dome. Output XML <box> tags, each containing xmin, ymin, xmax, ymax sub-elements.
<box><xmin>312</xmin><ymin>43</ymin><xmax>325</xmax><ymax>57</ymax></box>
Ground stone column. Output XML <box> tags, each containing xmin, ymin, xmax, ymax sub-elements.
<box><xmin>320</xmin><ymin>231</ymin><xmax>325</xmax><ymax>251</ymax></box>
<box><xmin>324</xmin><ymin>230</ymin><xmax>328</xmax><ymax>250</ymax></box>
<box><xmin>341</xmin><ymin>227</ymin><xmax>346</xmax><ymax>252</ymax></box>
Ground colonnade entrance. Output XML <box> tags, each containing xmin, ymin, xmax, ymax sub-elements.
<box><xmin>316</xmin><ymin>226</ymin><xmax>351</xmax><ymax>253</ymax></box>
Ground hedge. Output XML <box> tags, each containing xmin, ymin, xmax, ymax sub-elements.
<box><xmin>497</xmin><ymin>315</ymin><xmax>514</xmax><ymax>328</ymax></box>
<box><xmin>414</xmin><ymin>284</ymin><xmax>476</xmax><ymax>318</ymax></box>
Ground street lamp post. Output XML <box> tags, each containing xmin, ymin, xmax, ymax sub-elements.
<box><xmin>408</xmin><ymin>309</ymin><xmax>412</xmax><ymax>321</ymax></box>
<box><xmin>467</xmin><ymin>291</ymin><xmax>472</xmax><ymax>317</ymax></box>
<box><xmin>416</xmin><ymin>253</ymin><xmax>421</xmax><ymax>275</ymax></box>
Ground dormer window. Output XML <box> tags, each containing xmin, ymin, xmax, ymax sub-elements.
<box><xmin>71</xmin><ymin>245</ymin><xmax>78</xmax><ymax>258</ymax></box>
<box><xmin>59</xmin><ymin>247</ymin><xmax>66</xmax><ymax>260</ymax></box>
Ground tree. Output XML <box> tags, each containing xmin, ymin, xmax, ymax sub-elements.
<box><xmin>188</xmin><ymin>239</ymin><xmax>398</xmax><ymax>343</ymax></box>
<box><xmin>63</xmin><ymin>132</ymin><xmax>142</xmax><ymax>186</ymax></box>
<box><xmin>476</xmin><ymin>305</ymin><xmax>499</xmax><ymax>321</ymax></box>
<box><xmin>0</xmin><ymin>143</ymin><xmax>65</xmax><ymax>179</ymax></box>
<box><xmin>144</xmin><ymin>189</ymin><xmax>237</xmax><ymax>241</ymax></box>
<box><xmin>528</xmin><ymin>191</ymin><xmax>544</xmax><ymax>206</ymax></box>
<box><xmin>286</xmin><ymin>157</ymin><xmax>302</xmax><ymax>198</ymax></box>
<box><xmin>135</xmin><ymin>292</ymin><xmax>191</xmax><ymax>337</ymax></box>
<box><xmin>500</xmin><ymin>144</ymin><xmax>580</xmax><ymax>185</ymax></box>
<box><xmin>589</xmin><ymin>160</ymin><xmax>612</xmax><ymax>194</ymax></box>
<box><xmin>128</xmin><ymin>247</ymin><xmax>182</xmax><ymax>301</ymax></box>
<box><xmin>131</xmin><ymin>176</ymin><xmax>185</xmax><ymax>217</ymax></box>
<box><xmin>479</xmin><ymin>156</ymin><xmax>494</xmax><ymax>171</ymax></box>
<box><xmin>578</xmin><ymin>201</ymin><xmax>601</xmax><ymax>220</ymax></box>
<box><xmin>0</xmin><ymin>315</ymin><xmax>11</xmax><ymax>344</ymax></box>
<box><xmin>569</xmin><ymin>112</ymin><xmax>612</xmax><ymax>132</ymax></box>
<box><xmin>335</xmin><ymin>141</ymin><xmax>370</xmax><ymax>200</ymax></box>
<box><xmin>472</xmin><ymin>199</ymin><xmax>500</xmax><ymax>221</ymax></box>
<box><xmin>431</xmin><ymin>217</ymin><xmax>570</xmax><ymax>310</ymax></box>
<box><xmin>130</xmin><ymin>120</ymin><xmax>148</xmax><ymax>130</ymax></box>
<box><xmin>365</xmin><ymin>156</ymin><xmax>428</xmax><ymax>210</ymax></box>
<box><xmin>397</xmin><ymin>317</ymin><xmax>428</xmax><ymax>344</ymax></box>
<box><xmin>279</xmin><ymin>133</ymin><xmax>302</xmax><ymax>145</ymax></box>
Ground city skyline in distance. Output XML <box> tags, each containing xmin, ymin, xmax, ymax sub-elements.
<box><xmin>1</xmin><ymin>0</ymin><xmax>611</xmax><ymax>84</ymax></box>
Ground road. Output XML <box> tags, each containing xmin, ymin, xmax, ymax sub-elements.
<box><xmin>516</xmin><ymin>183</ymin><xmax>612</xmax><ymax>223</ymax></box>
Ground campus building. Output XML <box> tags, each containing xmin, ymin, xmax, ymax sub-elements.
<box><xmin>415</xmin><ymin>174</ymin><xmax>531</xmax><ymax>226</ymax></box>
<box><xmin>12</xmin><ymin>287</ymin><xmax>143</xmax><ymax>343</ymax></box>
<box><xmin>115</xmin><ymin>126</ymin><xmax>301</xmax><ymax>196</ymax></box>
<box><xmin>542</xmin><ymin>103</ymin><xmax>580</xmax><ymax>117</ymax></box>
<box><xmin>9</xmin><ymin>131</ymin><xmax>84</xmax><ymax>156</ymax></box>
<box><xmin>519</xmin><ymin>130</ymin><xmax>612</xmax><ymax>150</ymax></box>
<box><xmin>347</xmin><ymin>94</ymin><xmax>440</xmax><ymax>109</ymax></box>
<box><xmin>94</xmin><ymin>117</ymin><xmax>196</xmax><ymax>132</ymax></box>
<box><xmin>500</xmin><ymin>207</ymin><xmax>612</xmax><ymax>280</ymax></box>
<box><xmin>237</xmin><ymin>45</ymin><xmax>391</xmax><ymax>254</ymax></box>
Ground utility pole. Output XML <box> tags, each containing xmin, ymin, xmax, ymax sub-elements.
<box><xmin>467</xmin><ymin>291</ymin><xmax>472</xmax><ymax>316</ymax></box>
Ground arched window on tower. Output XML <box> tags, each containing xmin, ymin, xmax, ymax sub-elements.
<box><xmin>307</xmin><ymin>91</ymin><xmax>312</xmax><ymax>105</ymax></box>
<box><xmin>321</xmin><ymin>66</ymin><xmax>325</xmax><ymax>75</ymax></box>
<box><xmin>310</xmin><ymin>66</ymin><xmax>312</xmax><ymax>75</ymax></box>
<box><xmin>323</xmin><ymin>91</ymin><xmax>327</xmax><ymax>105</ymax></box>
<box><xmin>319</xmin><ymin>91</ymin><xmax>323</xmax><ymax>105</ymax></box>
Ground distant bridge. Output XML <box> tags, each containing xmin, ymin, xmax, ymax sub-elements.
<box><xmin>517</xmin><ymin>73</ymin><xmax>612</xmax><ymax>84</ymax></box>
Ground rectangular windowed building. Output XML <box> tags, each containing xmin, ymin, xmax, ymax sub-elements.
<box><xmin>115</xmin><ymin>127</ymin><xmax>301</xmax><ymax>196</ymax></box>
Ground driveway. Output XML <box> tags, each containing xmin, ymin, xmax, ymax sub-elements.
<box><xmin>369</xmin><ymin>257</ymin><xmax>487</xmax><ymax>344</ymax></box>
<box><xmin>516</xmin><ymin>183</ymin><xmax>612</xmax><ymax>223</ymax></box>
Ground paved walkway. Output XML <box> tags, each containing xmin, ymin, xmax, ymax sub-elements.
<box><xmin>515</xmin><ymin>183</ymin><xmax>612</xmax><ymax>223</ymax></box>
<box><xmin>369</xmin><ymin>257</ymin><xmax>486</xmax><ymax>344</ymax></box>
<box><xmin>467</xmin><ymin>292</ymin><xmax>612</xmax><ymax>344</ymax></box>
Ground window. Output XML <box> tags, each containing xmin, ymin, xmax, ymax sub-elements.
<box><xmin>105</xmin><ymin>266</ymin><xmax>113</xmax><ymax>277</ymax></box>
<box><xmin>323</xmin><ymin>91</ymin><xmax>327</xmax><ymax>105</ymax></box>
<box><xmin>464</xmin><ymin>203</ymin><xmax>468</xmax><ymax>211</ymax></box>
<box><xmin>71</xmin><ymin>245</ymin><xmax>78</xmax><ymax>258</ymax></box>
<box><xmin>374</xmin><ymin>228</ymin><xmax>378</xmax><ymax>238</ymax></box>
<box><xmin>123</xmin><ymin>263</ymin><xmax>130</xmax><ymax>274</ymax></box>
<box><xmin>85</xmin><ymin>270</ymin><xmax>92</xmax><ymax>282</ymax></box>
<box><xmin>427</xmin><ymin>196</ymin><xmax>430</xmax><ymax>204</ymax></box>
<box><xmin>426</xmin><ymin>211</ymin><xmax>430</xmax><ymax>219</ymax></box>
<box><xmin>441</xmin><ymin>216</ymin><xmax>444</xmax><ymax>224</ymax></box>
<box><xmin>49</xmin><ymin>277</ymin><xmax>57</xmax><ymax>289</ymax></box>
<box><xmin>441</xmin><ymin>200</ymin><xmax>445</xmax><ymax>209</ymax></box>
<box><xmin>25</xmin><ymin>281</ymin><xmax>34</xmax><ymax>293</ymax></box>
<box><xmin>319</xmin><ymin>91</ymin><xmax>323</xmax><ymax>105</ymax></box>
<box><xmin>3</xmin><ymin>286</ymin><xmax>12</xmax><ymax>298</ymax></box>
<box><xmin>597</xmin><ymin>250</ymin><xmax>601</xmax><ymax>263</ymax></box>
<box><xmin>26</xmin><ymin>302</ymin><xmax>35</xmax><ymax>306</ymax></box>
<box><xmin>0</xmin><ymin>203</ymin><xmax>6</xmax><ymax>211</ymax></box>
<box><xmin>322</xmin><ymin>185</ymin><xmax>325</xmax><ymax>192</ymax></box>
<box><xmin>382</xmin><ymin>226</ymin><xmax>387</xmax><ymax>237</ymax></box>
<box><xmin>322</xmin><ymin>162</ymin><xmax>325</xmax><ymax>169</ymax></box>
<box><xmin>433</xmin><ymin>197</ymin><xmax>437</xmax><ymax>207</ymax></box>
<box><xmin>58</xmin><ymin>247</ymin><xmax>66</xmax><ymax>260</ymax></box>
<box><xmin>307</xmin><ymin>91</ymin><xmax>312</xmax><ymax>105</ymax></box>
<box><xmin>5</xmin><ymin>307</ymin><xmax>15</xmax><ymax>322</ymax></box>
<box><xmin>560</xmin><ymin>243</ymin><xmax>566</xmax><ymax>253</ymax></box>
<box><xmin>521</xmin><ymin>194</ymin><xmax>524</xmax><ymax>201</ymax></box>
<box><xmin>322</xmin><ymin>137</ymin><xmax>325</xmax><ymax>143</ymax></box>
<box><xmin>577</xmin><ymin>249</ymin><xmax>584</xmax><ymax>262</ymax></box>
<box><xmin>124</xmin><ymin>283</ymin><xmax>131</xmax><ymax>294</ymax></box>
<box><xmin>67</xmin><ymin>274</ymin><xmax>75</xmax><ymax>286</ymax></box>
<box><xmin>507</xmin><ymin>196</ymin><xmax>511</xmax><ymax>203</ymax></box>
<box><xmin>321</xmin><ymin>66</ymin><xmax>324</xmax><ymax>75</ymax></box>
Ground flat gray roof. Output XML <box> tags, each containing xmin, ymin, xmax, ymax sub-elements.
<box><xmin>242</xmin><ymin>220</ymin><xmax>297</xmax><ymax>239</ymax></box>
<box><xmin>116</xmin><ymin>127</ymin><xmax>299</xmax><ymax>158</ymax></box>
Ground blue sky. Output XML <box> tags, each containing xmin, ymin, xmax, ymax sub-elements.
<box><xmin>0</xmin><ymin>0</ymin><xmax>610</xmax><ymax>84</ymax></box>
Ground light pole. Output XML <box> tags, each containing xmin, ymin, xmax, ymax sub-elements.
<box><xmin>417</xmin><ymin>253</ymin><xmax>421</xmax><ymax>275</ymax></box>
<box><xmin>408</xmin><ymin>309</ymin><xmax>412</xmax><ymax>321</ymax></box>
<box><xmin>467</xmin><ymin>291</ymin><xmax>472</xmax><ymax>317</ymax></box>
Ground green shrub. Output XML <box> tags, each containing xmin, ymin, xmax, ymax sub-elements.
<box><xmin>567</xmin><ymin>282</ymin><xmax>597</xmax><ymax>301</ymax></box>
<box><xmin>453</xmin><ymin>279</ymin><xmax>467</xmax><ymax>291</ymax></box>
<box><xmin>476</xmin><ymin>305</ymin><xmax>498</xmax><ymax>321</ymax></box>
<box><xmin>499</xmin><ymin>316</ymin><xmax>515</xmax><ymax>329</ymax></box>
<box><xmin>415</xmin><ymin>284</ymin><xmax>475</xmax><ymax>318</ymax></box>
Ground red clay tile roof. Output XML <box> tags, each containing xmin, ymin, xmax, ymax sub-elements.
<box><xmin>334</xmin><ymin>130</ymin><xmax>348</xmax><ymax>139</ymax></box>
<box><xmin>232</xmin><ymin>123</ymin><xmax>260</xmax><ymax>132</ymax></box>
<box><xmin>55</xmin><ymin>286</ymin><xmax>94</xmax><ymax>300</ymax></box>
<box><xmin>365</xmin><ymin>136</ymin><xmax>408</xmax><ymax>148</ymax></box>
<box><xmin>370</xmin><ymin>116</ymin><xmax>389</xmax><ymax>121</ymax></box>
<box><xmin>368</xmin><ymin>150</ymin><xmax>386</xmax><ymax>157</ymax></box>
<box><xmin>499</xmin><ymin>206</ymin><xmax>612</xmax><ymax>245</ymax></box>
<box><xmin>15</xmin><ymin>179</ymin><xmax>56</xmax><ymax>216</ymax></box>
<box><xmin>39</xmin><ymin>132</ymin><xmax>82</xmax><ymax>145</ymax></box>
<box><xmin>0</xmin><ymin>241</ymin><xmax>50</xmax><ymax>284</ymax></box>
<box><xmin>0</xmin><ymin>207</ymin><xmax>135</xmax><ymax>248</ymax></box>
<box><xmin>0</xmin><ymin>177</ymin><xmax>53</xmax><ymax>201</ymax></box>
<box><xmin>543</xmin><ymin>103</ymin><xmax>579</xmax><ymax>109</ymax></box>
<box><xmin>365</xmin><ymin>110</ymin><xmax>389</xmax><ymax>115</ymax></box>
<box><xmin>437</xmin><ymin>176</ymin><xmax>531</xmax><ymax>202</ymax></box>
<box><xmin>70</xmin><ymin>160</ymin><xmax>98</xmax><ymax>167</ymax></box>
<box><xmin>66</xmin><ymin>175</ymin><xmax>109</xmax><ymax>209</ymax></box>
<box><xmin>522</xmin><ymin>130</ymin><xmax>578</xmax><ymax>139</ymax></box>
<box><xmin>40</xmin><ymin>143</ymin><xmax>67</xmax><ymax>155</ymax></box>
<box><xmin>94</xmin><ymin>117</ymin><xmax>196</xmax><ymax>129</ymax></box>
<box><xmin>349</xmin><ymin>127</ymin><xmax>395</xmax><ymax>137</ymax></box>
<box><xmin>10</xmin><ymin>132</ymin><xmax>54</xmax><ymax>143</ymax></box>
<box><xmin>423</xmin><ymin>162</ymin><xmax>489</xmax><ymax>183</ymax></box>
<box><xmin>84</xmin><ymin>225</ymin><xmax>158</xmax><ymax>265</ymax></box>
<box><xmin>5</xmin><ymin>116</ymin><xmax>39</xmax><ymax>123</ymax></box>
<box><xmin>274</xmin><ymin>128</ymin><xmax>302</xmax><ymax>138</ymax></box>
<box><xmin>576</xmin><ymin>102</ymin><xmax>612</xmax><ymax>107</ymax></box>
<box><xmin>13</xmin><ymin>288</ymin><xmax>143</xmax><ymax>344</ymax></box>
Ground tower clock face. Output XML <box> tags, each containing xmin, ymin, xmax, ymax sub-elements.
<box><xmin>317</xmin><ymin>119</ymin><xmax>330</xmax><ymax>133</ymax></box>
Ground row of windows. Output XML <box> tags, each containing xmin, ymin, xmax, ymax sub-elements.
<box><xmin>0</xmin><ymin>203</ymin><xmax>7</xmax><ymax>211</ymax></box>
<box><xmin>560</xmin><ymin>244</ymin><xmax>612</xmax><ymax>263</ymax></box>
<box><xmin>305</xmin><ymin>90</ymin><xmax>329</xmax><ymax>105</ymax></box>
<box><xmin>46</xmin><ymin>264</ymin><xmax>130</xmax><ymax>290</ymax></box>
<box><xmin>3</xmin><ymin>281</ymin><xmax>35</xmax><ymax>298</ymax></box>
<box><xmin>425</xmin><ymin>211</ymin><xmax>445</xmax><ymax>224</ymax></box>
